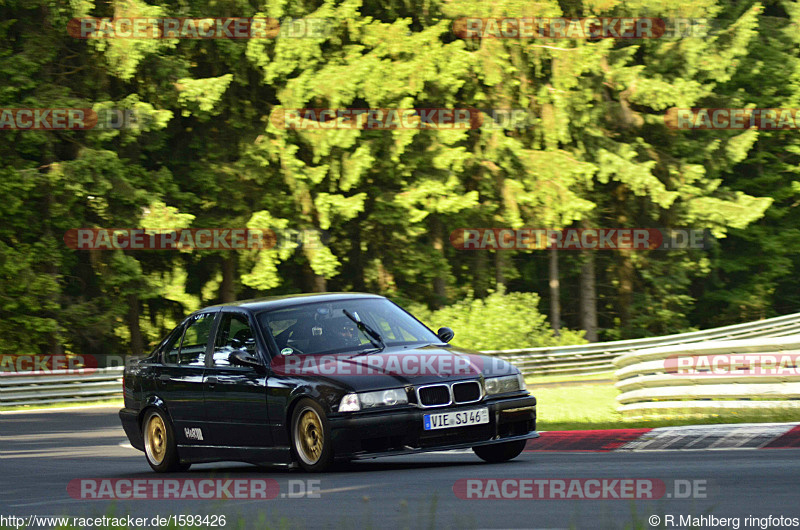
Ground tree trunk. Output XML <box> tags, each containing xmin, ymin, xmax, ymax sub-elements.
<box><xmin>44</xmin><ymin>254</ymin><xmax>64</xmax><ymax>357</ymax></box>
<box><xmin>429</xmin><ymin>215</ymin><xmax>447</xmax><ymax>307</ymax></box>
<box><xmin>495</xmin><ymin>251</ymin><xmax>507</xmax><ymax>288</ymax></box>
<box><xmin>376</xmin><ymin>260</ymin><xmax>396</xmax><ymax>293</ymax></box>
<box><xmin>473</xmin><ymin>250</ymin><xmax>488</xmax><ymax>298</ymax></box>
<box><xmin>41</xmin><ymin>169</ymin><xmax>63</xmax><ymax>357</ymax></box>
<box><xmin>127</xmin><ymin>293</ymin><xmax>144</xmax><ymax>357</ymax></box>
<box><xmin>313</xmin><ymin>274</ymin><xmax>327</xmax><ymax>292</ymax></box>
<box><xmin>351</xmin><ymin>226</ymin><xmax>366</xmax><ymax>291</ymax></box>
<box><xmin>617</xmin><ymin>251</ymin><xmax>634</xmax><ymax>330</ymax></box>
<box><xmin>614</xmin><ymin>186</ymin><xmax>634</xmax><ymax>331</ymax></box>
<box><xmin>549</xmin><ymin>247</ymin><xmax>561</xmax><ymax>337</ymax></box>
<box><xmin>219</xmin><ymin>255</ymin><xmax>237</xmax><ymax>303</ymax></box>
<box><xmin>302</xmin><ymin>240</ymin><xmax>328</xmax><ymax>292</ymax></box>
<box><xmin>580</xmin><ymin>250</ymin><xmax>599</xmax><ymax>342</ymax></box>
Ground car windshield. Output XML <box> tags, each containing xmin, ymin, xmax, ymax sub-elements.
<box><xmin>258</xmin><ymin>298</ymin><xmax>441</xmax><ymax>356</ymax></box>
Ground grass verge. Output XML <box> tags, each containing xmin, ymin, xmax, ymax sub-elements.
<box><xmin>531</xmin><ymin>382</ymin><xmax>800</xmax><ymax>431</ymax></box>
<box><xmin>525</xmin><ymin>371</ymin><xmax>614</xmax><ymax>385</ymax></box>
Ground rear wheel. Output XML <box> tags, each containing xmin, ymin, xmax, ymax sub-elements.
<box><xmin>473</xmin><ymin>440</ymin><xmax>526</xmax><ymax>463</ymax></box>
<box><xmin>291</xmin><ymin>399</ymin><xmax>333</xmax><ymax>472</ymax></box>
<box><xmin>143</xmin><ymin>409</ymin><xmax>188</xmax><ymax>472</ymax></box>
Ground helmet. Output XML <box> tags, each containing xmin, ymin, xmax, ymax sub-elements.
<box><xmin>333</xmin><ymin>319</ymin><xmax>360</xmax><ymax>347</ymax></box>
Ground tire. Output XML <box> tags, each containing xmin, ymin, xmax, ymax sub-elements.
<box><xmin>473</xmin><ymin>440</ymin><xmax>527</xmax><ymax>464</ymax></box>
<box><xmin>142</xmin><ymin>409</ymin><xmax>186</xmax><ymax>473</ymax></box>
<box><xmin>291</xmin><ymin>399</ymin><xmax>333</xmax><ymax>472</ymax></box>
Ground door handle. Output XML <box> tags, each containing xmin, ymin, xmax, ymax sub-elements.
<box><xmin>158</xmin><ymin>374</ymin><xmax>171</xmax><ymax>383</ymax></box>
<box><xmin>206</xmin><ymin>376</ymin><xmax>218</xmax><ymax>388</ymax></box>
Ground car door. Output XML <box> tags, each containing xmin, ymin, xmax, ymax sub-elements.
<box><xmin>203</xmin><ymin>310</ymin><xmax>272</xmax><ymax>448</ymax></box>
<box><xmin>157</xmin><ymin>311</ymin><xmax>217</xmax><ymax>445</ymax></box>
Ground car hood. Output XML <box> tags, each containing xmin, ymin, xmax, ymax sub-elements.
<box><xmin>271</xmin><ymin>343</ymin><xmax>519</xmax><ymax>392</ymax></box>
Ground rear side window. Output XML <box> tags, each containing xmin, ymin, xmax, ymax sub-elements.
<box><xmin>161</xmin><ymin>327</ymin><xmax>184</xmax><ymax>365</ymax></box>
<box><xmin>213</xmin><ymin>313</ymin><xmax>256</xmax><ymax>367</ymax></box>
<box><xmin>178</xmin><ymin>313</ymin><xmax>215</xmax><ymax>366</ymax></box>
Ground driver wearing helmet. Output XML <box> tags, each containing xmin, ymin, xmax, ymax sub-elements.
<box><xmin>307</xmin><ymin>316</ymin><xmax>361</xmax><ymax>352</ymax></box>
<box><xmin>332</xmin><ymin>318</ymin><xmax>360</xmax><ymax>348</ymax></box>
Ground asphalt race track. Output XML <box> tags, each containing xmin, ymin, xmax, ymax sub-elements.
<box><xmin>2</xmin><ymin>407</ymin><xmax>800</xmax><ymax>529</ymax></box>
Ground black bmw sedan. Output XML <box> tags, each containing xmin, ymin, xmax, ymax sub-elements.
<box><xmin>119</xmin><ymin>293</ymin><xmax>538</xmax><ymax>472</ymax></box>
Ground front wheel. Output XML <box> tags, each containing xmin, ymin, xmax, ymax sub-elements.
<box><xmin>473</xmin><ymin>440</ymin><xmax>527</xmax><ymax>463</ymax></box>
<box><xmin>143</xmin><ymin>409</ymin><xmax>188</xmax><ymax>472</ymax></box>
<box><xmin>291</xmin><ymin>399</ymin><xmax>333</xmax><ymax>472</ymax></box>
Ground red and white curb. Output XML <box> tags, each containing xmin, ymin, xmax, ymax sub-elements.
<box><xmin>524</xmin><ymin>423</ymin><xmax>800</xmax><ymax>452</ymax></box>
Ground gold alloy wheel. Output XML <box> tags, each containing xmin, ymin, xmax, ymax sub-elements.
<box><xmin>295</xmin><ymin>408</ymin><xmax>324</xmax><ymax>464</ymax></box>
<box><xmin>145</xmin><ymin>414</ymin><xmax>167</xmax><ymax>465</ymax></box>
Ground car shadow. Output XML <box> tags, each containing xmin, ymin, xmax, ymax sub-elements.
<box><xmin>112</xmin><ymin>452</ymin><xmax>535</xmax><ymax>478</ymax></box>
<box><xmin>207</xmin><ymin>454</ymin><xmax>529</xmax><ymax>475</ymax></box>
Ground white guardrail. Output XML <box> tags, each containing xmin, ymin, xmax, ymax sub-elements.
<box><xmin>484</xmin><ymin>312</ymin><xmax>800</xmax><ymax>377</ymax></box>
<box><xmin>3</xmin><ymin>312</ymin><xmax>800</xmax><ymax>408</ymax></box>
<box><xmin>613</xmin><ymin>336</ymin><xmax>800</xmax><ymax>416</ymax></box>
<box><xmin>0</xmin><ymin>367</ymin><xmax>124</xmax><ymax>408</ymax></box>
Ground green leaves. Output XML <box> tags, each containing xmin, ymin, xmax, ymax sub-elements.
<box><xmin>176</xmin><ymin>74</ymin><xmax>234</xmax><ymax>117</ymax></box>
<box><xmin>1</xmin><ymin>0</ymin><xmax>796</xmax><ymax>358</ymax></box>
<box><xmin>415</xmin><ymin>288</ymin><xmax>587</xmax><ymax>351</ymax></box>
<box><xmin>314</xmin><ymin>192</ymin><xmax>366</xmax><ymax>229</ymax></box>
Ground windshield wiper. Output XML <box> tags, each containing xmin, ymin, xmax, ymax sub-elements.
<box><xmin>342</xmin><ymin>309</ymin><xmax>385</xmax><ymax>353</ymax></box>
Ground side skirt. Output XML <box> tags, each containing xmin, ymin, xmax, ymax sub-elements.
<box><xmin>177</xmin><ymin>444</ymin><xmax>292</xmax><ymax>466</ymax></box>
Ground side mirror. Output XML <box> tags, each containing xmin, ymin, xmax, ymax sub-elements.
<box><xmin>229</xmin><ymin>350</ymin><xmax>265</xmax><ymax>372</ymax></box>
<box><xmin>437</xmin><ymin>327</ymin><xmax>455</xmax><ymax>343</ymax></box>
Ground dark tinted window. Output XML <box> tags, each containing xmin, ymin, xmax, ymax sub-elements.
<box><xmin>179</xmin><ymin>313</ymin><xmax>214</xmax><ymax>366</ymax></box>
<box><xmin>213</xmin><ymin>313</ymin><xmax>256</xmax><ymax>367</ymax></box>
<box><xmin>161</xmin><ymin>326</ymin><xmax>184</xmax><ymax>365</ymax></box>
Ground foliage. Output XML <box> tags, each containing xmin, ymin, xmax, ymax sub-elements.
<box><xmin>414</xmin><ymin>288</ymin><xmax>587</xmax><ymax>351</ymax></box>
<box><xmin>0</xmin><ymin>0</ymin><xmax>795</xmax><ymax>358</ymax></box>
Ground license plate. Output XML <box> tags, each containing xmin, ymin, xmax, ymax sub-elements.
<box><xmin>423</xmin><ymin>408</ymin><xmax>489</xmax><ymax>430</ymax></box>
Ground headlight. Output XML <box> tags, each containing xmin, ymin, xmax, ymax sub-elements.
<box><xmin>338</xmin><ymin>388</ymin><xmax>408</xmax><ymax>412</ymax></box>
<box><xmin>339</xmin><ymin>393</ymin><xmax>360</xmax><ymax>412</ymax></box>
<box><xmin>484</xmin><ymin>374</ymin><xmax>525</xmax><ymax>395</ymax></box>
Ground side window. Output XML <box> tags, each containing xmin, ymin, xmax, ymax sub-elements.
<box><xmin>179</xmin><ymin>313</ymin><xmax>214</xmax><ymax>366</ymax></box>
<box><xmin>162</xmin><ymin>326</ymin><xmax>184</xmax><ymax>365</ymax></box>
<box><xmin>213</xmin><ymin>313</ymin><xmax>256</xmax><ymax>367</ymax></box>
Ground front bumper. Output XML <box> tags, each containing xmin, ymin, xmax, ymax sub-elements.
<box><xmin>328</xmin><ymin>394</ymin><xmax>537</xmax><ymax>460</ymax></box>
